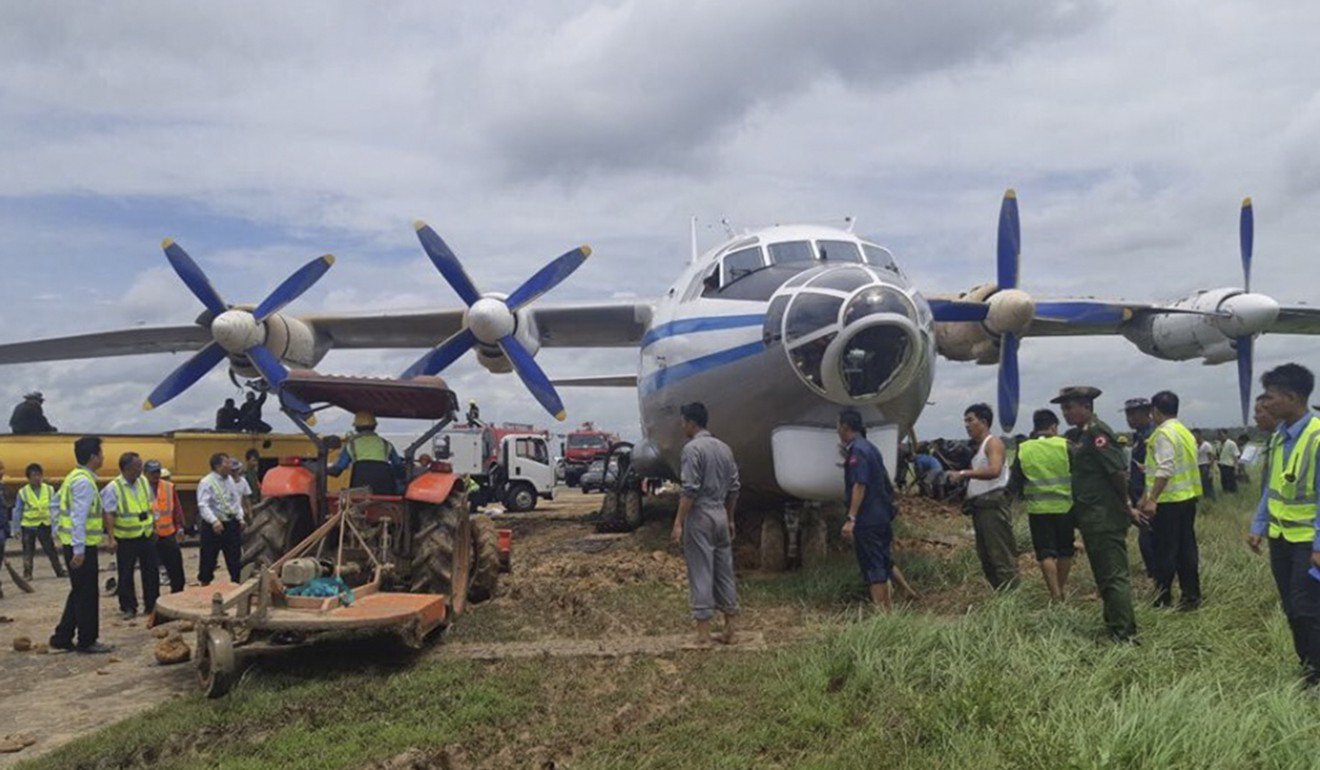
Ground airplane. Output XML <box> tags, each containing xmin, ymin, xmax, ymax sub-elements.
<box><xmin>2</xmin><ymin>192</ymin><xmax>1317</xmax><ymax>511</ymax></box>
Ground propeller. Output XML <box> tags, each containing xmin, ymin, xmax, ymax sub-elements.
<box><xmin>402</xmin><ymin>222</ymin><xmax>591</xmax><ymax>421</ymax></box>
<box><xmin>1235</xmin><ymin>197</ymin><xmax>1254</xmax><ymax>425</ymax></box>
<box><xmin>143</xmin><ymin>240</ymin><xmax>332</xmax><ymax>413</ymax></box>
<box><xmin>995</xmin><ymin>191</ymin><xmax>1022</xmax><ymax>432</ymax></box>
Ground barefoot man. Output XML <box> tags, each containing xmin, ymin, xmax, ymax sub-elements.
<box><xmin>670</xmin><ymin>402</ymin><xmax>740</xmax><ymax>647</ymax></box>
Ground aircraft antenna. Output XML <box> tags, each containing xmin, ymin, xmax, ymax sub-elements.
<box><xmin>845</xmin><ymin>216</ymin><xmax>856</xmax><ymax>232</ymax></box>
<box><xmin>689</xmin><ymin>216</ymin><xmax>699</xmax><ymax>264</ymax></box>
<box><xmin>720</xmin><ymin>218</ymin><xmax>736</xmax><ymax>238</ymax></box>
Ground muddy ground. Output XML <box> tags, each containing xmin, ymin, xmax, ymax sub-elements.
<box><xmin>0</xmin><ymin>489</ymin><xmax>997</xmax><ymax>766</ymax></box>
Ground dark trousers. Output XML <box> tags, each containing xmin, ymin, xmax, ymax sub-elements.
<box><xmin>116</xmin><ymin>536</ymin><xmax>160</xmax><ymax>614</ymax></box>
<box><xmin>21</xmin><ymin>526</ymin><xmax>65</xmax><ymax>578</ymax></box>
<box><xmin>1079</xmin><ymin>525</ymin><xmax>1138</xmax><ymax>639</ymax></box>
<box><xmin>1137</xmin><ymin>527</ymin><xmax>1156</xmax><ymax>578</ymax></box>
<box><xmin>52</xmin><ymin>546</ymin><xmax>100</xmax><ymax>649</ymax></box>
<box><xmin>1198</xmin><ymin>464</ymin><xmax>1215</xmax><ymax>499</ymax></box>
<box><xmin>156</xmin><ymin>536</ymin><xmax>186</xmax><ymax>593</ymax></box>
<box><xmin>1269</xmin><ymin>537</ymin><xmax>1320</xmax><ymax>683</ymax></box>
<box><xmin>199</xmin><ymin>519</ymin><xmax>242</xmax><ymax>584</ymax></box>
<box><xmin>1219</xmin><ymin>464</ymin><xmax>1238</xmax><ymax>494</ymax></box>
<box><xmin>1151</xmin><ymin>499</ymin><xmax>1201</xmax><ymax>607</ymax></box>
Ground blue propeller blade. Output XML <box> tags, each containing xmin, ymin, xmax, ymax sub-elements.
<box><xmin>414</xmin><ymin>222</ymin><xmax>482</xmax><ymax>306</ymax></box>
<box><xmin>162</xmin><ymin>239</ymin><xmax>227</xmax><ymax>316</ymax></box>
<box><xmin>246</xmin><ymin>344</ymin><xmax>292</xmax><ymax>390</ymax></box>
<box><xmin>253</xmin><ymin>254</ymin><xmax>335</xmax><ymax>322</ymax></box>
<box><xmin>998</xmin><ymin>332</ymin><xmax>1020</xmax><ymax>432</ymax></box>
<box><xmin>402</xmin><ymin>328</ymin><xmax>477</xmax><ymax>380</ymax></box>
<box><xmin>506</xmin><ymin>246</ymin><xmax>592</xmax><ymax>311</ymax></box>
<box><xmin>498</xmin><ymin>335</ymin><xmax>566</xmax><ymax>421</ymax></box>
<box><xmin>928</xmin><ymin>299</ymin><xmax>989</xmax><ymax>323</ymax></box>
<box><xmin>1236</xmin><ymin>335</ymin><xmax>1253</xmax><ymax>426</ymax></box>
<box><xmin>997</xmin><ymin>189</ymin><xmax>1020</xmax><ymax>291</ymax></box>
<box><xmin>144</xmin><ymin>342</ymin><xmax>228</xmax><ymax>410</ymax></box>
<box><xmin>1240</xmin><ymin>197</ymin><xmax>1253</xmax><ymax>293</ymax></box>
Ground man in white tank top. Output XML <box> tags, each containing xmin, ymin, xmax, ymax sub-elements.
<box><xmin>950</xmin><ymin>403</ymin><xmax>1019</xmax><ymax>590</ymax></box>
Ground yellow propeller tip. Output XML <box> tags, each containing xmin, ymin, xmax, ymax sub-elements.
<box><xmin>160</xmin><ymin>237</ymin><xmax>174</xmax><ymax>249</ymax></box>
<box><xmin>581</xmin><ymin>245</ymin><xmax>593</xmax><ymax>257</ymax></box>
<box><xmin>412</xmin><ymin>219</ymin><xmax>428</xmax><ymax>232</ymax></box>
<box><xmin>1004</xmin><ymin>188</ymin><xmax>1017</xmax><ymax>200</ymax></box>
<box><xmin>1242</xmin><ymin>196</ymin><xmax>1253</xmax><ymax>207</ymax></box>
<box><xmin>322</xmin><ymin>253</ymin><xmax>336</xmax><ymax>265</ymax></box>
<box><xmin>554</xmin><ymin>410</ymin><xmax>567</xmax><ymax>422</ymax></box>
<box><xmin>142</xmin><ymin>401</ymin><xmax>155</xmax><ymax>411</ymax></box>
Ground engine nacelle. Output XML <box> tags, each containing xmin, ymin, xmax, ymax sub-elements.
<box><xmin>228</xmin><ymin>313</ymin><xmax>318</xmax><ymax>379</ymax></box>
<box><xmin>475</xmin><ymin>306</ymin><xmax>541</xmax><ymax>375</ymax></box>
<box><xmin>1121</xmin><ymin>287</ymin><xmax>1268</xmax><ymax>364</ymax></box>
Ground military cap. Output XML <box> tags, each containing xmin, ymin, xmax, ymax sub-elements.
<box><xmin>1049</xmin><ymin>385</ymin><xmax>1102</xmax><ymax>404</ymax></box>
<box><xmin>23</xmin><ymin>391</ymin><xmax>43</xmax><ymax>401</ymax></box>
<box><xmin>1122</xmin><ymin>397</ymin><xmax>1152</xmax><ymax>412</ymax></box>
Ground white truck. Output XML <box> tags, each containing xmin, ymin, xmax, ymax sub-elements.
<box><xmin>434</xmin><ymin>424</ymin><xmax>556</xmax><ymax>512</ymax></box>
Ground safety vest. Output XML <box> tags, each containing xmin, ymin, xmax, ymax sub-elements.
<box><xmin>204</xmin><ymin>473</ymin><xmax>241</xmax><ymax>521</ymax></box>
<box><xmin>111</xmin><ymin>475</ymin><xmax>154</xmax><ymax>539</ymax></box>
<box><xmin>1145</xmin><ymin>418</ymin><xmax>1202</xmax><ymax>503</ymax></box>
<box><xmin>347</xmin><ymin>433</ymin><xmax>389</xmax><ymax>463</ymax></box>
<box><xmin>1018</xmin><ymin>436</ymin><xmax>1073</xmax><ymax>514</ymax></box>
<box><xmin>153</xmin><ymin>479</ymin><xmax>178</xmax><ymax>537</ymax></box>
<box><xmin>18</xmin><ymin>482</ymin><xmax>54</xmax><ymax>528</ymax></box>
<box><xmin>57</xmin><ymin>467</ymin><xmax>104</xmax><ymax>547</ymax></box>
<box><xmin>1267</xmin><ymin>416</ymin><xmax>1320</xmax><ymax>543</ymax></box>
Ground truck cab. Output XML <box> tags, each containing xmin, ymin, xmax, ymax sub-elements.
<box><xmin>434</xmin><ymin>426</ymin><xmax>556</xmax><ymax>512</ymax></box>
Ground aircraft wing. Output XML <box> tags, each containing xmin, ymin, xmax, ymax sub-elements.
<box><xmin>1022</xmin><ymin>300</ymin><xmax>1171</xmax><ymax>337</ymax></box>
<box><xmin>1271</xmin><ymin>305</ymin><xmax>1320</xmax><ymax>334</ymax></box>
<box><xmin>0</xmin><ymin>325</ymin><xmax>210</xmax><ymax>364</ymax></box>
<box><xmin>307</xmin><ymin>300</ymin><xmax>654</xmax><ymax>350</ymax></box>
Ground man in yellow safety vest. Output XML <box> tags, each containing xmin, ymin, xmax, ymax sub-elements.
<box><xmin>15</xmin><ymin>463</ymin><xmax>67</xmax><ymax>581</ymax></box>
<box><xmin>329</xmin><ymin>411</ymin><xmax>402</xmax><ymax>494</ymax></box>
<box><xmin>1247</xmin><ymin>363</ymin><xmax>1320</xmax><ymax>686</ymax></box>
<box><xmin>1138</xmin><ymin>390</ymin><xmax>1204</xmax><ymax>610</ymax></box>
<box><xmin>100</xmin><ymin>452</ymin><xmax>160</xmax><ymax>620</ymax></box>
<box><xmin>49</xmin><ymin>435</ymin><xmax>114</xmax><ymax>654</ymax></box>
<box><xmin>1013</xmin><ymin>409</ymin><xmax>1075</xmax><ymax>602</ymax></box>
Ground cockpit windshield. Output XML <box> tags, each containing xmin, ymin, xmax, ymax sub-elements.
<box><xmin>767</xmin><ymin>241</ymin><xmax>815</xmax><ymax>264</ymax></box>
<box><xmin>817</xmin><ymin>240</ymin><xmax>864</xmax><ymax>263</ymax></box>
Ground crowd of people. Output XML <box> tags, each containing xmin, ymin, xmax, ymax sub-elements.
<box><xmin>0</xmin><ymin>441</ymin><xmax>264</xmax><ymax>654</ymax></box>
<box><xmin>671</xmin><ymin>362</ymin><xmax>1320</xmax><ymax>687</ymax></box>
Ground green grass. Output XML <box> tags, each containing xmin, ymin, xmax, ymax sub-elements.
<box><xmin>24</xmin><ymin>490</ymin><xmax>1320</xmax><ymax>769</ymax></box>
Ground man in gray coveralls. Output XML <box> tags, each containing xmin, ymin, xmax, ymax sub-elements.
<box><xmin>669</xmin><ymin>402</ymin><xmax>740</xmax><ymax>648</ymax></box>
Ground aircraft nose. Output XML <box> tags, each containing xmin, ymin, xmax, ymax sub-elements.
<box><xmin>1215</xmin><ymin>292</ymin><xmax>1280</xmax><ymax>337</ymax></box>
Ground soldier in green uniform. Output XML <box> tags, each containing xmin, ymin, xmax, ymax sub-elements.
<box><xmin>1051</xmin><ymin>386</ymin><xmax>1140</xmax><ymax>641</ymax></box>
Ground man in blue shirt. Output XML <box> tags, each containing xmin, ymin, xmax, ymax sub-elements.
<box><xmin>1246</xmin><ymin>363</ymin><xmax>1320</xmax><ymax>685</ymax></box>
<box><xmin>838</xmin><ymin>409</ymin><xmax>900</xmax><ymax>610</ymax></box>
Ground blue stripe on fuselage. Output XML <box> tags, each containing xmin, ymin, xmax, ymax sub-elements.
<box><xmin>640</xmin><ymin>340</ymin><xmax>766</xmax><ymax>396</ymax></box>
<box><xmin>641</xmin><ymin>314</ymin><xmax>765</xmax><ymax>349</ymax></box>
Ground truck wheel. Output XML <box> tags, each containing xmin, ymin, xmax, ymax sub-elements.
<box><xmin>409</xmin><ymin>499</ymin><xmax>473</xmax><ymax>617</ymax></box>
<box><xmin>240</xmin><ymin>497</ymin><xmax>312</xmax><ymax>580</ymax></box>
<box><xmin>623</xmin><ymin>489</ymin><xmax>643</xmax><ymax>529</ymax></box>
<box><xmin>468</xmin><ymin>515</ymin><xmax>500</xmax><ymax>603</ymax></box>
<box><xmin>504</xmin><ymin>482</ymin><xmax>537</xmax><ymax>513</ymax></box>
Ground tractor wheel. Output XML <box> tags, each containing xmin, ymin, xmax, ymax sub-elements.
<box><xmin>622</xmin><ymin>488</ymin><xmax>644</xmax><ymax>529</ymax></box>
<box><xmin>240</xmin><ymin>497</ymin><xmax>313</xmax><ymax>581</ymax></box>
<box><xmin>504</xmin><ymin>481</ymin><xmax>537</xmax><ymax>513</ymax></box>
<box><xmin>468</xmin><ymin>515</ymin><xmax>501</xmax><ymax>603</ymax></box>
<box><xmin>409</xmin><ymin>499</ymin><xmax>473</xmax><ymax>617</ymax></box>
<box><xmin>196</xmin><ymin>625</ymin><xmax>237</xmax><ymax>698</ymax></box>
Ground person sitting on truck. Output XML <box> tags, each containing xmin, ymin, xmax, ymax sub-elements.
<box><xmin>10</xmin><ymin>391</ymin><xmax>57</xmax><ymax>434</ymax></box>
<box><xmin>215</xmin><ymin>398</ymin><xmax>240</xmax><ymax>431</ymax></box>
<box><xmin>329</xmin><ymin>411</ymin><xmax>403</xmax><ymax>495</ymax></box>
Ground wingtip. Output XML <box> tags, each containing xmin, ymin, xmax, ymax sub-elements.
<box><xmin>580</xmin><ymin>244</ymin><xmax>593</xmax><ymax>258</ymax></box>
<box><xmin>1004</xmin><ymin>188</ymin><xmax>1017</xmax><ymax>200</ymax></box>
<box><xmin>160</xmin><ymin>237</ymin><xmax>175</xmax><ymax>250</ymax></box>
<box><xmin>1242</xmin><ymin>196</ymin><xmax>1253</xmax><ymax>208</ymax></box>
<box><xmin>413</xmin><ymin>219</ymin><xmax>428</xmax><ymax>232</ymax></box>
<box><xmin>554</xmin><ymin>410</ymin><xmax>567</xmax><ymax>422</ymax></box>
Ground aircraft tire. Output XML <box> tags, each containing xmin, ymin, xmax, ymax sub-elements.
<box><xmin>759</xmin><ymin>516</ymin><xmax>787</xmax><ymax>572</ymax></box>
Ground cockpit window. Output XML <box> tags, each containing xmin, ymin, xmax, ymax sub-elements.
<box><xmin>817</xmin><ymin>240</ymin><xmax>864</xmax><ymax>264</ymax></box>
<box><xmin>807</xmin><ymin>266</ymin><xmax>872</xmax><ymax>293</ymax></box>
<box><xmin>844</xmin><ymin>286</ymin><xmax>912</xmax><ymax>325</ymax></box>
<box><xmin>720</xmin><ymin>246</ymin><xmax>765</xmax><ymax>286</ymax></box>
<box><xmin>767</xmin><ymin>241</ymin><xmax>815</xmax><ymax>265</ymax></box>
<box><xmin>861</xmin><ymin>244</ymin><xmax>898</xmax><ymax>272</ymax></box>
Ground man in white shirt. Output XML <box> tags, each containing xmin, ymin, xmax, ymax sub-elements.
<box><xmin>226</xmin><ymin>457</ymin><xmax>254</xmax><ymax>522</ymax></box>
<box><xmin>197</xmin><ymin>452</ymin><xmax>244</xmax><ymax>585</ymax></box>
<box><xmin>1216</xmin><ymin>429</ymin><xmax>1241</xmax><ymax>494</ymax></box>
<box><xmin>1194</xmin><ymin>429</ymin><xmax>1216</xmax><ymax>500</ymax></box>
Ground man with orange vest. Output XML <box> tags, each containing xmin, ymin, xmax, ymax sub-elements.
<box><xmin>145</xmin><ymin>460</ymin><xmax>185</xmax><ymax>594</ymax></box>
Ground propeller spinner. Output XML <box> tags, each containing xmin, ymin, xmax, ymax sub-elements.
<box><xmin>401</xmin><ymin>222</ymin><xmax>591</xmax><ymax>421</ymax></box>
<box><xmin>143</xmin><ymin>240</ymin><xmax>332</xmax><ymax>412</ymax></box>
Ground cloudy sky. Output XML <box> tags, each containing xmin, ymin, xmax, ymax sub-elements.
<box><xmin>2</xmin><ymin>0</ymin><xmax>1318</xmax><ymax>443</ymax></box>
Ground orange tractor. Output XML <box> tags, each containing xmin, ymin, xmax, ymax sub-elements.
<box><xmin>156</xmin><ymin>372</ymin><xmax>507</xmax><ymax>696</ymax></box>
